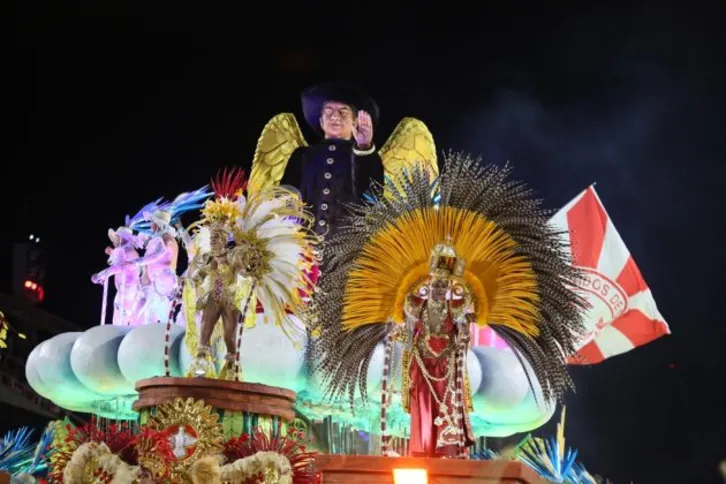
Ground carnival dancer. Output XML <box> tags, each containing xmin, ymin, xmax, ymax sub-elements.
<box><xmin>186</xmin><ymin>167</ymin><xmax>250</xmax><ymax>379</ymax></box>
<box><xmin>106</xmin><ymin>187</ymin><xmax>211</xmax><ymax>326</ymax></box>
<box><xmin>313</xmin><ymin>152</ymin><xmax>588</xmax><ymax>458</ymax></box>
<box><xmin>248</xmin><ymin>82</ymin><xmax>438</xmax><ymax>257</ymax></box>
<box><xmin>134</xmin><ymin>209</ymin><xmax>182</xmax><ymax>325</ymax></box>
<box><xmin>91</xmin><ymin>226</ymin><xmax>144</xmax><ymax>326</ymax></box>
<box><xmin>398</xmin><ymin>239</ymin><xmax>477</xmax><ymax>457</ymax></box>
<box><xmin>185</xmin><ymin>167</ymin><xmax>321</xmax><ymax>381</ymax></box>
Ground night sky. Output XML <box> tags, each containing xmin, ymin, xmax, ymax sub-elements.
<box><xmin>7</xmin><ymin>3</ymin><xmax>726</xmax><ymax>482</ymax></box>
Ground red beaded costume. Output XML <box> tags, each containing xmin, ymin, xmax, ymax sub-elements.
<box><xmin>312</xmin><ymin>152</ymin><xmax>587</xmax><ymax>458</ymax></box>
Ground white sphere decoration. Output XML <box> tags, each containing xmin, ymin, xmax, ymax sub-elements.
<box><xmin>517</xmin><ymin>356</ymin><xmax>547</xmax><ymax>407</ymax></box>
<box><xmin>71</xmin><ymin>325</ymin><xmax>134</xmax><ymax>395</ymax></box>
<box><xmin>472</xmin><ymin>345</ymin><xmax>530</xmax><ymax>409</ymax></box>
<box><xmin>179</xmin><ymin>315</ymin><xmax>308</xmax><ymax>390</ymax></box>
<box><xmin>472</xmin><ymin>386</ymin><xmax>556</xmax><ymax>438</ymax></box>
<box><xmin>237</xmin><ymin>314</ymin><xmax>306</xmax><ymax>390</ymax></box>
<box><xmin>466</xmin><ymin>348</ymin><xmax>483</xmax><ymax>395</ymax></box>
<box><xmin>510</xmin><ymin>390</ymin><xmax>557</xmax><ymax>434</ymax></box>
<box><xmin>25</xmin><ymin>343</ymin><xmax>55</xmax><ymax>401</ymax></box>
<box><xmin>467</xmin><ymin>346</ymin><xmax>557</xmax><ymax>437</ymax></box>
<box><xmin>287</xmin><ymin>339</ymin><xmax>312</xmax><ymax>393</ymax></box>
<box><xmin>117</xmin><ymin>323</ymin><xmax>185</xmax><ymax>383</ymax></box>
<box><xmin>177</xmin><ymin>329</ymin><xmax>196</xmax><ymax>376</ymax></box>
<box><xmin>30</xmin><ymin>332</ymin><xmax>100</xmax><ymax>411</ymax></box>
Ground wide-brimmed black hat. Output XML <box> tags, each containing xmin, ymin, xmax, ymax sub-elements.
<box><xmin>301</xmin><ymin>82</ymin><xmax>380</xmax><ymax>133</ymax></box>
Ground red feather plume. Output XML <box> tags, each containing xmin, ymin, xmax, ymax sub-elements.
<box><xmin>211</xmin><ymin>166</ymin><xmax>248</xmax><ymax>200</ymax></box>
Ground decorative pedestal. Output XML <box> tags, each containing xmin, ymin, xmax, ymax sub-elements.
<box><xmin>314</xmin><ymin>455</ymin><xmax>548</xmax><ymax>484</ymax></box>
<box><xmin>129</xmin><ymin>377</ymin><xmax>301</xmax><ymax>482</ymax></box>
<box><xmin>133</xmin><ymin>377</ymin><xmax>298</xmax><ymax>439</ymax></box>
<box><xmin>133</xmin><ymin>377</ymin><xmax>296</xmax><ymax>419</ymax></box>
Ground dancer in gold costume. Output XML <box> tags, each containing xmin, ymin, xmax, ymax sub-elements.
<box><xmin>186</xmin><ymin>167</ymin><xmax>321</xmax><ymax>380</ymax></box>
<box><xmin>188</xmin><ymin>168</ymin><xmax>250</xmax><ymax>379</ymax></box>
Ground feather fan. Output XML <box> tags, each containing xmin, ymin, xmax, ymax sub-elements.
<box><xmin>312</xmin><ymin>151</ymin><xmax>587</xmax><ymax>407</ymax></box>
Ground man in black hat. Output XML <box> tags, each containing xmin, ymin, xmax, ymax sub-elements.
<box><xmin>280</xmin><ymin>82</ymin><xmax>384</xmax><ymax>240</ymax></box>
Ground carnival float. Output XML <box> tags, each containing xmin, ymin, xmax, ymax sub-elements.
<box><xmin>6</xmin><ymin>83</ymin><xmax>668</xmax><ymax>483</ymax></box>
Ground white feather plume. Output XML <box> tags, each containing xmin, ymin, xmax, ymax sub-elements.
<box><xmin>232</xmin><ymin>186</ymin><xmax>320</xmax><ymax>346</ymax></box>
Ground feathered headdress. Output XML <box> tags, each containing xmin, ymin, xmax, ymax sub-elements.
<box><xmin>313</xmin><ymin>151</ymin><xmax>587</xmax><ymax>405</ymax></box>
<box><xmin>125</xmin><ymin>186</ymin><xmax>212</xmax><ymax>234</ymax></box>
<box><xmin>200</xmin><ymin>167</ymin><xmax>248</xmax><ymax>227</ymax></box>
<box><xmin>231</xmin><ymin>185</ymin><xmax>320</xmax><ymax>344</ymax></box>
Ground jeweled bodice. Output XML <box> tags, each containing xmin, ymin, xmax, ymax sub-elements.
<box><xmin>413</xmin><ymin>300</ymin><xmax>456</xmax><ymax>359</ymax></box>
<box><xmin>209</xmin><ymin>256</ymin><xmax>238</xmax><ymax>300</ymax></box>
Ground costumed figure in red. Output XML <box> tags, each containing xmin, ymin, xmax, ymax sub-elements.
<box><xmin>312</xmin><ymin>152</ymin><xmax>587</xmax><ymax>458</ymax></box>
<box><xmin>400</xmin><ymin>239</ymin><xmax>476</xmax><ymax>457</ymax></box>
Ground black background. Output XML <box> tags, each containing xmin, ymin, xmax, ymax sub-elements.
<box><xmin>6</xmin><ymin>3</ymin><xmax>726</xmax><ymax>482</ymax></box>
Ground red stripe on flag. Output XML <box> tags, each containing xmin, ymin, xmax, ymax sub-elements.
<box><xmin>615</xmin><ymin>256</ymin><xmax>648</xmax><ymax>298</ymax></box>
<box><xmin>568</xmin><ymin>340</ymin><xmax>605</xmax><ymax>365</ymax></box>
<box><xmin>566</xmin><ymin>188</ymin><xmax>608</xmax><ymax>268</ymax></box>
<box><xmin>610</xmin><ymin>309</ymin><xmax>670</xmax><ymax>346</ymax></box>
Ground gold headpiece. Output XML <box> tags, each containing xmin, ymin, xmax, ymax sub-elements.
<box><xmin>201</xmin><ymin>199</ymin><xmax>239</xmax><ymax>227</ymax></box>
<box><xmin>201</xmin><ymin>167</ymin><xmax>247</xmax><ymax>226</ymax></box>
<box><xmin>429</xmin><ymin>235</ymin><xmax>465</xmax><ymax>279</ymax></box>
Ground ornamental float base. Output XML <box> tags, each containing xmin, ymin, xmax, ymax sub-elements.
<box><xmin>314</xmin><ymin>455</ymin><xmax>548</xmax><ymax>484</ymax></box>
<box><xmin>133</xmin><ymin>377</ymin><xmax>297</xmax><ymax>439</ymax></box>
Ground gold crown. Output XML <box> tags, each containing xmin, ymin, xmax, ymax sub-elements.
<box><xmin>429</xmin><ymin>235</ymin><xmax>465</xmax><ymax>278</ymax></box>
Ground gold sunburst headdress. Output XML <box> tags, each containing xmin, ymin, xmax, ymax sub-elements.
<box><xmin>313</xmin><ymin>151</ymin><xmax>587</xmax><ymax>405</ymax></box>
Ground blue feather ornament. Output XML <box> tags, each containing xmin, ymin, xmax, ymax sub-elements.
<box><xmin>125</xmin><ymin>185</ymin><xmax>212</xmax><ymax>234</ymax></box>
<box><xmin>0</xmin><ymin>427</ymin><xmax>38</xmax><ymax>476</ymax></box>
<box><xmin>516</xmin><ymin>407</ymin><xmax>598</xmax><ymax>484</ymax></box>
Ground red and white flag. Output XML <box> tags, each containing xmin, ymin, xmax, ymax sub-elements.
<box><xmin>549</xmin><ymin>186</ymin><xmax>670</xmax><ymax>364</ymax></box>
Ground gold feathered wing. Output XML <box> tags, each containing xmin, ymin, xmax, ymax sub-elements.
<box><xmin>378</xmin><ymin>117</ymin><xmax>438</xmax><ymax>195</ymax></box>
<box><xmin>248</xmin><ymin>113</ymin><xmax>308</xmax><ymax>194</ymax></box>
